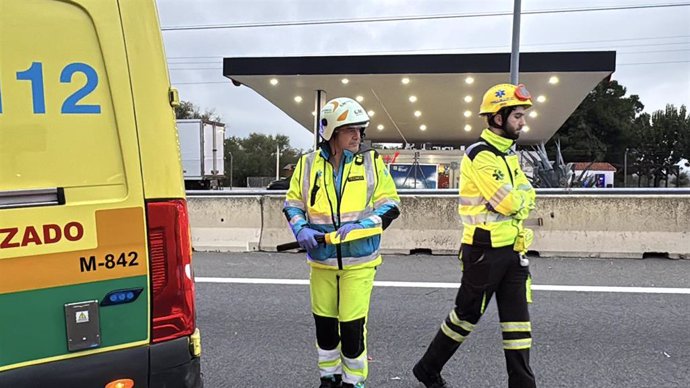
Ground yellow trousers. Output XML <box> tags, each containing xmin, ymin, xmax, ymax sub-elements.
<box><xmin>310</xmin><ymin>266</ymin><xmax>376</xmax><ymax>385</ymax></box>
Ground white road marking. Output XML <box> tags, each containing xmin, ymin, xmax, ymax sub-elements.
<box><xmin>195</xmin><ymin>277</ymin><xmax>690</xmax><ymax>294</ymax></box>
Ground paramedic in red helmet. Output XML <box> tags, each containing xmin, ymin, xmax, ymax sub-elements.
<box><xmin>413</xmin><ymin>84</ymin><xmax>538</xmax><ymax>388</ymax></box>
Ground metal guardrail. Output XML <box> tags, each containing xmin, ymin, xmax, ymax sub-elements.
<box><xmin>187</xmin><ymin>188</ymin><xmax>690</xmax><ymax>197</ymax></box>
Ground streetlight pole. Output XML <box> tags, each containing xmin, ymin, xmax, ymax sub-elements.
<box><xmin>510</xmin><ymin>0</ymin><xmax>522</xmax><ymax>84</ymax></box>
<box><xmin>314</xmin><ymin>90</ymin><xmax>325</xmax><ymax>151</ymax></box>
<box><xmin>276</xmin><ymin>145</ymin><xmax>280</xmax><ymax>180</ymax></box>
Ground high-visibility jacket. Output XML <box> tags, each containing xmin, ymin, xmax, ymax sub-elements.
<box><xmin>459</xmin><ymin>129</ymin><xmax>536</xmax><ymax>248</ymax></box>
<box><xmin>284</xmin><ymin>143</ymin><xmax>400</xmax><ymax>269</ymax></box>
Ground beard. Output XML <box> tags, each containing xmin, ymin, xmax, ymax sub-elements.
<box><xmin>503</xmin><ymin>124</ymin><xmax>521</xmax><ymax>140</ymax></box>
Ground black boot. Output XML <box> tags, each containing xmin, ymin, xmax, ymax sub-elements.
<box><xmin>319</xmin><ymin>374</ymin><xmax>342</xmax><ymax>388</ymax></box>
<box><xmin>413</xmin><ymin>361</ymin><xmax>450</xmax><ymax>388</ymax></box>
<box><xmin>413</xmin><ymin>330</ymin><xmax>461</xmax><ymax>388</ymax></box>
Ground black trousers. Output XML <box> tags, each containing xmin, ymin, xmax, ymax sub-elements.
<box><xmin>417</xmin><ymin>244</ymin><xmax>536</xmax><ymax>388</ymax></box>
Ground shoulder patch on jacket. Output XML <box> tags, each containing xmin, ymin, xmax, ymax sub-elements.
<box><xmin>466</xmin><ymin>142</ymin><xmax>495</xmax><ymax>161</ymax></box>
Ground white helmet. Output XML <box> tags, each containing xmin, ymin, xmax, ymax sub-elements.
<box><xmin>319</xmin><ymin>97</ymin><xmax>370</xmax><ymax>141</ymax></box>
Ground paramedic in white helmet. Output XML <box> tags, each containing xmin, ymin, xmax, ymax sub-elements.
<box><xmin>283</xmin><ymin>97</ymin><xmax>401</xmax><ymax>388</ymax></box>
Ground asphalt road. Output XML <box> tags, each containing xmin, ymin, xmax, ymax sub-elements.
<box><xmin>192</xmin><ymin>252</ymin><xmax>690</xmax><ymax>387</ymax></box>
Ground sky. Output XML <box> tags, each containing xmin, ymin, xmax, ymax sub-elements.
<box><xmin>156</xmin><ymin>0</ymin><xmax>690</xmax><ymax>151</ymax></box>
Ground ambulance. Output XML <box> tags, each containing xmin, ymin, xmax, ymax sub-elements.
<box><xmin>0</xmin><ymin>1</ymin><xmax>202</xmax><ymax>386</ymax></box>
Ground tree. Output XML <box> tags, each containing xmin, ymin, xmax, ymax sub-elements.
<box><xmin>628</xmin><ymin>105</ymin><xmax>689</xmax><ymax>186</ymax></box>
<box><xmin>225</xmin><ymin>133</ymin><xmax>302</xmax><ymax>187</ymax></box>
<box><xmin>671</xmin><ymin>172</ymin><xmax>689</xmax><ymax>188</ymax></box>
<box><xmin>628</xmin><ymin>113</ymin><xmax>656</xmax><ymax>186</ymax></box>
<box><xmin>550</xmin><ymin>80</ymin><xmax>644</xmax><ymax>184</ymax></box>
<box><xmin>678</xmin><ymin>106</ymin><xmax>690</xmax><ymax>167</ymax></box>
<box><xmin>175</xmin><ymin>100</ymin><xmax>222</xmax><ymax>122</ymax></box>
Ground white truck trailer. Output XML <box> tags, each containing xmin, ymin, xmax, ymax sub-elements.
<box><xmin>177</xmin><ymin>119</ymin><xmax>226</xmax><ymax>190</ymax></box>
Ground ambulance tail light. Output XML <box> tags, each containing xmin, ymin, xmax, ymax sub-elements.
<box><xmin>146</xmin><ymin>199</ymin><xmax>196</xmax><ymax>343</ymax></box>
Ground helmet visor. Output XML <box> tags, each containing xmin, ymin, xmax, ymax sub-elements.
<box><xmin>515</xmin><ymin>84</ymin><xmax>532</xmax><ymax>101</ymax></box>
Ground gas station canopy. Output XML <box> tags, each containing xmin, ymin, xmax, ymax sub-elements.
<box><xmin>223</xmin><ymin>51</ymin><xmax>615</xmax><ymax>145</ymax></box>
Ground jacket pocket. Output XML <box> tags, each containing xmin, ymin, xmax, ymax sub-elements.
<box><xmin>345</xmin><ymin>235</ymin><xmax>379</xmax><ymax>258</ymax></box>
<box><xmin>460</xmin><ymin>245</ymin><xmax>490</xmax><ymax>288</ymax></box>
<box><xmin>309</xmin><ymin>243</ymin><xmax>336</xmax><ymax>261</ymax></box>
<box><xmin>310</xmin><ymin>183</ymin><xmax>320</xmax><ymax>207</ymax></box>
<box><xmin>472</xmin><ymin>227</ymin><xmax>492</xmax><ymax>247</ymax></box>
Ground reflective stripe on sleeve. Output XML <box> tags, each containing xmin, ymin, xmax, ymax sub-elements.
<box><xmin>459</xmin><ymin>196</ymin><xmax>486</xmax><ymax>206</ymax></box>
<box><xmin>375</xmin><ymin>198</ymin><xmax>400</xmax><ymax>208</ymax></box>
<box><xmin>284</xmin><ymin>199</ymin><xmax>305</xmax><ymax>210</ymax></box>
<box><xmin>488</xmin><ymin>184</ymin><xmax>513</xmax><ymax>209</ymax></box>
<box><xmin>289</xmin><ymin>215</ymin><xmax>304</xmax><ymax>226</ymax></box>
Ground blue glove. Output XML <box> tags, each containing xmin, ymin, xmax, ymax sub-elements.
<box><xmin>297</xmin><ymin>228</ymin><xmax>324</xmax><ymax>250</ymax></box>
<box><xmin>335</xmin><ymin>223</ymin><xmax>363</xmax><ymax>240</ymax></box>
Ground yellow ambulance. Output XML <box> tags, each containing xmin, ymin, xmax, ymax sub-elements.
<box><xmin>0</xmin><ymin>1</ymin><xmax>202</xmax><ymax>386</ymax></box>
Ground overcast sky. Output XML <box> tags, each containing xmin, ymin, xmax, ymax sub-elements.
<box><xmin>156</xmin><ymin>0</ymin><xmax>690</xmax><ymax>150</ymax></box>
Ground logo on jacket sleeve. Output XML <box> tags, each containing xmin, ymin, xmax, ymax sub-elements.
<box><xmin>492</xmin><ymin>169</ymin><xmax>505</xmax><ymax>181</ymax></box>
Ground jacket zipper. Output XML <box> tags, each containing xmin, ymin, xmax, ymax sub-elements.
<box><xmin>323</xmin><ymin>151</ymin><xmax>363</xmax><ymax>270</ymax></box>
<box><xmin>321</xmin><ymin>158</ymin><xmax>342</xmax><ymax>269</ymax></box>
<box><xmin>335</xmin><ymin>160</ymin><xmax>355</xmax><ymax>270</ymax></box>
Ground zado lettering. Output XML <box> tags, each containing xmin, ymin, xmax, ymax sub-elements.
<box><xmin>0</xmin><ymin>222</ymin><xmax>84</xmax><ymax>249</ymax></box>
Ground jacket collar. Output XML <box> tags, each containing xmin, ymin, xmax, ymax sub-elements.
<box><xmin>480</xmin><ymin>128</ymin><xmax>514</xmax><ymax>153</ymax></box>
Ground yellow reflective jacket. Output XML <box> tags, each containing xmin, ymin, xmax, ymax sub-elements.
<box><xmin>284</xmin><ymin>144</ymin><xmax>400</xmax><ymax>269</ymax></box>
<box><xmin>459</xmin><ymin>129</ymin><xmax>536</xmax><ymax>248</ymax></box>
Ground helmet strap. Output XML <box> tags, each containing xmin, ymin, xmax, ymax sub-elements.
<box><xmin>486</xmin><ymin>107</ymin><xmax>516</xmax><ymax>139</ymax></box>
<box><xmin>487</xmin><ymin>113</ymin><xmax>506</xmax><ymax>131</ymax></box>
<box><xmin>493</xmin><ymin>107</ymin><xmax>516</xmax><ymax>129</ymax></box>
<box><xmin>499</xmin><ymin>107</ymin><xmax>516</xmax><ymax>130</ymax></box>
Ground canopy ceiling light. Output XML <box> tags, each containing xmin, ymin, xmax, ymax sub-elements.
<box><xmin>224</xmin><ymin>52</ymin><xmax>615</xmax><ymax>144</ymax></box>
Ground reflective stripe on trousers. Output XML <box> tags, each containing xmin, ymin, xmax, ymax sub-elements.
<box><xmin>440</xmin><ymin>309</ymin><xmax>476</xmax><ymax>344</ymax></box>
<box><xmin>342</xmin><ymin>351</ymin><xmax>368</xmax><ymax>385</ymax></box>
<box><xmin>317</xmin><ymin>346</ymin><xmax>341</xmax><ymax>376</ymax></box>
<box><xmin>501</xmin><ymin>321</ymin><xmax>533</xmax><ymax>350</ymax></box>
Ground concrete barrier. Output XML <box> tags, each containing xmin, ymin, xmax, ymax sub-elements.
<box><xmin>381</xmin><ymin>195</ymin><xmax>461</xmax><ymax>254</ymax></box>
<box><xmin>187</xmin><ymin>196</ymin><xmax>263</xmax><ymax>252</ymax></box>
<box><xmin>259</xmin><ymin>195</ymin><xmax>295</xmax><ymax>251</ymax></box>
<box><xmin>531</xmin><ymin>195</ymin><xmax>690</xmax><ymax>259</ymax></box>
<box><xmin>187</xmin><ymin>194</ymin><xmax>690</xmax><ymax>259</ymax></box>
